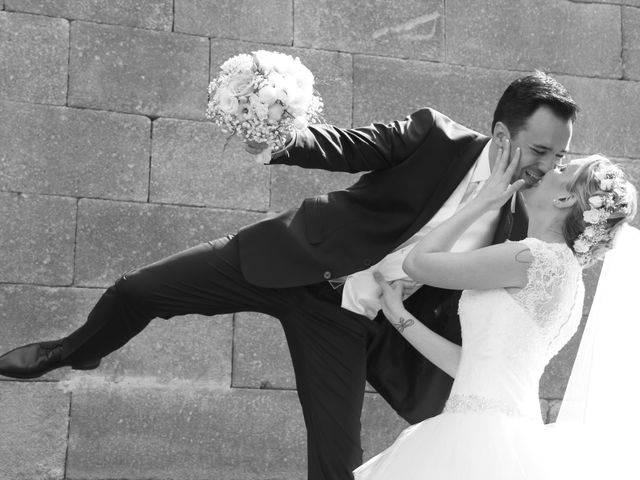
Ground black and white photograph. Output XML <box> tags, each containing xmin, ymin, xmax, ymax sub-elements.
<box><xmin>0</xmin><ymin>1</ymin><xmax>638</xmax><ymax>479</ymax></box>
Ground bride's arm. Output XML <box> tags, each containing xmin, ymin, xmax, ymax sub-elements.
<box><xmin>375</xmin><ymin>273</ymin><xmax>461</xmax><ymax>377</ymax></box>
<box><xmin>375</xmin><ymin>142</ymin><xmax>530</xmax><ymax>376</ymax></box>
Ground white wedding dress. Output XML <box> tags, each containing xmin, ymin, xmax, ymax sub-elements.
<box><xmin>354</xmin><ymin>237</ymin><xmax>599</xmax><ymax>480</ymax></box>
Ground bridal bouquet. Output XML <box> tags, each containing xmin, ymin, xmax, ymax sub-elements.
<box><xmin>206</xmin><ymin>50</ymin><xmax>323</xmax><ymax>163</ymax></box>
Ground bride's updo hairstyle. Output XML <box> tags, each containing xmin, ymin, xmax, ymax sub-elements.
<box><xmin>564</xmin><ymin>155</ymin><xmax>637</xmax><ymax>267</ymax></box>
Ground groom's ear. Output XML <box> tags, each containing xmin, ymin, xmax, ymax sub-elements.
<box><xmin>492</xmin><ymin>122</ymin><xmax>511</xmax><ymax>144</ymax></box>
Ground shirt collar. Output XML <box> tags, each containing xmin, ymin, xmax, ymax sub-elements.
<box><xmin>470</xmin><ymin>139</ymin><xmax>492</xmax><ymax>183</ymax></box>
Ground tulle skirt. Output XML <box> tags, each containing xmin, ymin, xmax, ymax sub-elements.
<box><xmin>354</xmin><ymin>411</ymin><xmax>633</xmax><ymax>480</ymax></box>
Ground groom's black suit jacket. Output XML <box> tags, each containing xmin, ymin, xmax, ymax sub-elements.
<box><xmin>237</xmin><ymin>108</ymin><xmax>528</xmax><ymax>424</ymax></box>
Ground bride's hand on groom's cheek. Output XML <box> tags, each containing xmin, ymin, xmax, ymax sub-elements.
<box><xmin>476</xmin><ymin>139</ymin><xmax>526</xmax><ymax>211</ymax></box>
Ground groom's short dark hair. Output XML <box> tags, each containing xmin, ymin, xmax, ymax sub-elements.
<box><xmin>492</xmin><ymin>71</ymin><xmax>578</xmax><ymax>137</ymax></box>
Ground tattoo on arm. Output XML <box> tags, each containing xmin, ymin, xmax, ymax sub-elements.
<box><xmin>392</xmin><ymin>316</ymin><xmax>415</xmax><ymax>333</ymax></box>
<box><xmin>515</xmin><ymin>248</ymin><xmax>532</xmax><ymax>264</ymax></box>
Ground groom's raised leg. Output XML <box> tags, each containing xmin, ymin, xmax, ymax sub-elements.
<box><xmin>0</xmin><ymin>235</ymin><xmax>269</xmax><ymax>378</ymax></box>
<box><xmin>62</xmin><ymin>235</ymin><xmax>268</xmax><ymax>365</ymax></box>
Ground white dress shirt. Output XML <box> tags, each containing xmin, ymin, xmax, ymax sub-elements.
<box><xmin>341</xmin><ymin>140</ymin><xmax>501</xmax><ymax>318</ymax></box>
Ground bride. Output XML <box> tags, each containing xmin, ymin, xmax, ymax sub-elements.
<box><xmin>355</xmin><ymin>142</ymin><xmax>637</xmax><ymax>480</ymax></box>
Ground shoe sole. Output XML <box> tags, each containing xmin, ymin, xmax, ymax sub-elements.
<box><xmin>0</xmin><ymin>359</ymin><xmax>101</xmax><ymax>380</ymax></box>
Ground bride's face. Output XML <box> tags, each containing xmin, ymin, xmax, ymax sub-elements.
<box><xmin>522</xmin><ymin>158</ymin><xmax>587</xmax><ymax>209</ymax></box>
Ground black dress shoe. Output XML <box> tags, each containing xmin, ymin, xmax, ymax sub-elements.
<box><xmin>0</xmin><ymin>340</ymin><xmax>101</xmax><ymax>379</ymax></box>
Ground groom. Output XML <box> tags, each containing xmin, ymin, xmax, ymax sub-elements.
<box><xmin>0</xmin><ymin>71</ymin><xmax>576</xmax><ymax>480</ymax></box>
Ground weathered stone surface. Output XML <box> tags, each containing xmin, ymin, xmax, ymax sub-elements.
<box><xmin>0</xmin><ymin>11</ymin><xmax>68</xmax><ymax>104</ymax></box>
<box><xmin>0</xmin><ymin>285</ymin><xmax>100</xmax><ymax>381</ymax></box>
<box><xmin>151</xmin><ymin>118</ymin><xmax>270</xmax><ymax>210</ymax></box>
<box><xmin>448</xmin><ymin>0</ymin><xmax>622</xmax><ymax>78</ymax></box>
<box><xmin>233</xmin><ymin>312</ymin><xmax>378</xmax><ymax>392</ymax></box>
<box><xmin>69</xmin><ymin>22</ymin><xmax>209</xmax><ymax>120</ymax></box>
<box><xmin>6</xmin><ymin>0</ymin><xmax>173</xmax><ymax>30</ymax></box>
<box><xmin>87</xmin><ymin>313</ymin><xmax>234</xmax><ymax>385</ymax></box>
<box><xmin>233</xmin><ymin>312</ymin><xmax>295</xmax><ymax>389</ymax></box>
<box><xmin>174</xmin><ymin>0</ymin><xmax>292</xmax><ymax>45</ymax></box>
<box><xmin>75</xmin><ymin>199</ymin><xmax>264</xmax><ymax>287</ymax></box>
<box><xmin>209</xmin><ymin>38</ymin><xmax>353</xmax><ymax>127</ymax></box>
<box><xmin>570</xmin><ymin>0</ymin><xmax>640</xmax><ymax>6</ymax></box>
<box><xmin>558</xmin><ymin>75</ymin><xmax>640</xmax><ymax>159</ymax></box>
<box><xmin>0</xmin><ymin>101</ymin><xmax>150</xmax><ymax>200</ymax></box>
<box><xmin>623</xmin><ymin>7</ymin><xmax>640</xmax><ymax>80</ymax></box>
<box><xmin>295</xmin><ymin>0</ymin><xmax>444</xmax><ymax>61</ymax></box>
<box><xmin>270</xmin><ymin>165</ymin><xmax>360</xmax><ymax>211</ymax></box>
<box><xmin>0</xmin><ymin>382</ymin><xmax>70</xmax><ymax>480</ymax></box>
<box><xmin>66</xmin><ymin>385</ymin><xmax>307</xmax><ymax>480</ymax></box>
<box><xmin>540</xmin><ymin>313</ymin><xmax>587</xmax><ymax>399</ymax></box>
<box><xmin>0</xmin><ymin>192</ymin><xmax>76</xmax><ymax>285</ymax></box>
<box><xmin>65</xmin><ymin>382</ymin><xmax>406</xmax><ymax>479</ymax></box>
<box><xmin>360</xmin><ymin>393</ymin><xmax>408</xmax><ymax>461</ymax></box>
<box><xmin>354</xmin><ymin>57</ymin><xmax>518</xmax><ymax>134</ymax></box>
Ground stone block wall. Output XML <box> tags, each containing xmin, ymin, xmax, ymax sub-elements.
<box><xmin>1</xmin><ymin>1</ymin><xmax>639</xmax><ymax>479</ymax></box>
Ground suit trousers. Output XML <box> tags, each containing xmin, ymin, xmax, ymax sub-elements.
<box><xmin>61</xmin><ymin>234</ymin><xmax>375</xmax><ymax>480</ymax></box>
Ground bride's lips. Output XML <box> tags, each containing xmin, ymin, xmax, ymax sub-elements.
<box><xmin>522</xmin><ymin>169</ymin><xmax>542</xmax><ymax>187</ymax></box>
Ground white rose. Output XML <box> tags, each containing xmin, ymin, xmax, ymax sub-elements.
<box><xmin>267</xmin><ymin>71</ymin><xmax>285</xmax><ymax>87</ymax></box>
<box><xmin>583</xmin><ymin>226</ymin><xmax>597</xmax><ymax>238</ymax></box>
<box><xmin>217</xmin><ymin>88</ymin><xmax>238</xmax><ymax>114</ymax></box>
<box><xmin>287</xmin><ymin>95</ymin><xmax>309</xmax><ymax>116</ymax></box>
<box><xmin>220</xmin><ymin>54</ymin><xmax>253</xmax><ymax>75</ymax></box>
<box><xmin>227</xmin><ymin>72</ymin><xmax>254</xmax><ymax>96</ymax></box>
<box><xmin>588</xmin><ymin>196</ymin><xmax>604</xmax><ymax>208</ymax></box>
<box><xmin>258</xmin><ymin>85</ymin><xmax>278</xmax><ymax>105</ymax></box>
<box><xmin>274</xmin><ymin>85</ymin><xmax>288</xmax><ymax>104</ymax></box>
<box><xmin>273</xmin><ymin>54</ymin><xmax>296</xmax><ymax>75</ymax></box>
<box><xmin>268</xmin><ymin>103</ymin><xmax>284</xmax><ymax>121</ymax></box>
<box><xmin>294</xmin><ymin>68</ymin><xmax>314</xmax><ymax>96</ymax></box>
<box><xmin>583</xmin><ymin>209</ymin><xmax>602</xmax><ymax>224</ymax></box>
<box><xmin>255</xmin><ymin>50</ymin><xmax>282</xmax><ymax>73</ymax></box>
<box><xmin>574</xmin><ymin>238</ymin><xmax>590</xmax><ymax>253</ymax></box>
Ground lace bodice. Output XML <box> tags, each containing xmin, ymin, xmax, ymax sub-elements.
<box><xmin>445</xmin><ymin>238</ymin><xmax>584</xmax><ymax>421</ymax></box>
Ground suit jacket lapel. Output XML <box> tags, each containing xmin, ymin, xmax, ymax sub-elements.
<box><xmin>397</xmin><ymin>135</ymin><xmax>491</xmax><ymax>248</ymax></box>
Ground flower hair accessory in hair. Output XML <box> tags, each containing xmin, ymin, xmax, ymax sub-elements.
<box><xmin>206</xmin><ymin>51</ymin><xmax>323</xmax><ymax>163</ymax></box>
<box><xmin>573</xmin><ymin>165</ymin><xmax>631</xmax><ymax>265</ymax></box>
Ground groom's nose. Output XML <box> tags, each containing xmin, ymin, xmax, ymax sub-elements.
<box><xmin>538</xmin><ymin>157</ymin><xmax>556</xmax><ymax>174</ymax></box>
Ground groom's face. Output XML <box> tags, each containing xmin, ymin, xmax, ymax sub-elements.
<box><xmin>509</xmin><ymin>106</ymin><xmax>573</xmax><ymax>189</ymax></box>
